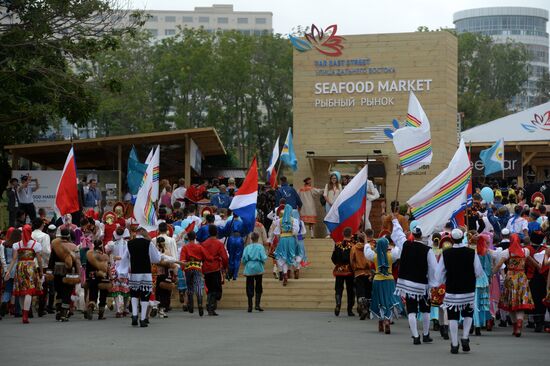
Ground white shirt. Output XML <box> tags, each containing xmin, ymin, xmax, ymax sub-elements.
<box><xmin>13</xmin><ymin>240</ymin><xmax>42</xmax><ymax>254</ymax></box>
<box><xmin>171</xmin><ymin>186</ymin><xmax>187</xmax><ymax>206</ymax></box>
<box><xmin>366</xmin><ymin>179</ymin><xmax>380</xmax><ymax>202</ymax></box>
<box><xmin>105</xmin><ymin>238</ymin><xmax>130</xmax><ymax>276</ymax></box>
<box><xmin>152</xmin><ymin>234</ymin><xmax>178</xmax><ymax>262</ymax></box>
<box><xmin>18</xmin><ymin>186</ymin><xmax>34</xmax><ymax>204</ymax></box>
<box><xmin>364</xmin><ymin>243</ymin><xmax>402</xmax><ymax>262</ymax></box>
<box><xmin>506</xmin><ymin>216</ymin><xmax>528</xmax><ymax>234</ymax></box>
<box><xmin>272</xmin><ymin>218</ymin><xmax>300</xmax><ymax>236</ymax></box>
<box><xmin>31</xmin><ymin>229</ymin><xmax>51</xmax><ymax>267</ymax></box>
<box><xmin>389</xmin><ymin>218</ymin><xmax>439</xmax><ymax>288</ymax></box>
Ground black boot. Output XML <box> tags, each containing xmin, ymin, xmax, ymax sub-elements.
<box><xmin>131</xmin><ymin>315</ymin><xmax>138</xmax><ymax>326</ymax></box>
<box><xmin>413</xmin><ymin>336</ymin><xmax>421</xmax><ymax>345</ymax></box>
<box><xmin>460</xmin><ymin>338</ymin><xmax>470</xmax><ymax>352</ymax></box>
<box><xmin>475</xmin><ymin>327</ymin><xmax>481</xmax><ymax>336</ymax></box>
<box><xmin>0</xmin><ymin>302</ymin><xmax>8</xmax><ymax>317</ymax></box>
<box><xmin>206</xmin><ymin>294</ymin><xmax>214</xmax><ymax>316</ymax></box>
<box><xmin>433</xmin><ymin>319</ymin><xmax>440</xmax><ymax>331</ymax></box>
<box><xmin>422</xmin><ymin>333</ymin><xmax>433</xmax><ymax>343</ymax></box>
<box><xmin>187</xmin><ymin>293</ymin><xmax>194</xmax><ymax>314</ymax></box>
<box><xmin>334</xmin><ymin>295</ymin><xmax>342</xmax><ymax>316</ymax></box>
<box><xmin>247</xmin><ymin>297</ymin><xmax>253</xmax><ymax>313</ymax></box>
<box><xmin>450</xmin><ymin>344</ymin><xmax>459</xmax><ymax>354</ymax></box>
<box><xmin>197</xmin><ymin>297</ymin><xmax>204</xmax><ymax>317</ymax></box>
<box><xmin>441</xmin><ymin>325</ymin><xmax>449</xmax><ymax>340</ymax></box>
<box><xmin>209</xmin><ymin>294</ymin><xmax>219</xmax><ymax>316</ymax></box>
<box><xmin>255</xmin><ymin>294</ymin><xmax>264</xmax><ymax>312</ymax></box>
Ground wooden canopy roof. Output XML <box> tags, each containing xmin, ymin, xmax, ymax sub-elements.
<box><xmin>4</xmin><ymin>128</ymin><xmax>226</xmax><ymax>172</ymax></box>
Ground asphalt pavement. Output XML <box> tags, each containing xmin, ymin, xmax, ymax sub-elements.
<box><xmin>0</xmin><ymin>309</ymin><xmax>547</xmax><ymax>366</ymax></box>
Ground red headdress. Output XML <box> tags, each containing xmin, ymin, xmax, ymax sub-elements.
<box><xmin>22</xmin><ymin>224</ymin><xmax>32</xmax><ymax>244</ymax></box>
<box><xmin>476</xmin><ymin>235</ymin><xmax>488</xmax><ymax>256</ymax></box>
<box><xmin>6</xmin><ymin>227</ymin><xmax>15</xmax><ymax>241</ymax></box>
<box><xmin>509</xmin><ymin>234</ymin><xmax>525</xmax><ymax>258</ymax></box>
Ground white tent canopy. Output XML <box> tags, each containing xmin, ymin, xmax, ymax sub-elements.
<box><xmin>461</xmin><ymin>101</ymin><xmax>550</xmax><ymax>143</ymax></box>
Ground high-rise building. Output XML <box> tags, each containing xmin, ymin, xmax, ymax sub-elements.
<box><xmin>453</xmin><ymin>7</ymin><xmax>549</xmax><ymax>111</ymax></box>
<box><xmin>136</xmin><ymin>4</ymin><xmax>273</xmax><ymax>40</ymax></box>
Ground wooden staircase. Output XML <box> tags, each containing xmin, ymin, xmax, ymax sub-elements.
<box><xmin>217</xmin><ymin>238</ymin><xmax>350</xmax><ymax>311</ymax></box>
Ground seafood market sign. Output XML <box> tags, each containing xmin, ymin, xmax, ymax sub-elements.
<box><xmin>290</xmin><ymin>24</ymin><xmax>433</xmax><ymax>109</ymax></box>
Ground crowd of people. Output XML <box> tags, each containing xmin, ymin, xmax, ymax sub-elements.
<box><xmin>1</xmin><ymin>173</ymin><xmax>549</xmax><ymax>355</ymax></box>
<box><xmin>0</xmin><ymin>175</ymin><xmax>319</xmax><ymax>327</ymax></box>
<box><xmin>330</xmin><ymin>179</ymin><xmax>550</xmax><ymax>354</ymax></box>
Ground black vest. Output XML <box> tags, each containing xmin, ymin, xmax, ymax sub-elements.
<box><xmin>128</xmin><ymin>238</ymin><xmax>152</xmax><ymax>274</ymax></box>
<box><xmin>442</xmin><ymin>247</ymin><xmax>476</xmax><ymax>294</ymax></box>
<box><xmin>398</xmin><ymin>241</ymin><xmax>430</xmax><ymax>284</ymax></box>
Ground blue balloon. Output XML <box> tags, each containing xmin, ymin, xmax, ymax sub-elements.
<box><xmin>480</xmin><ymin>187</ymin><xmax>494</xmax><ymax>204</ymax></box>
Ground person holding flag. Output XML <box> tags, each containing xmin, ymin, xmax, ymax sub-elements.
<box><xmin>479</xmin><ymin>138</ymin><xmax>505</xmax><ymax>176</ymax></box>
<box><xmin>55</xmin><ymin>147</ymin><xmax>80</xmax><ymax>218</ymax></box>
<box><xmin>266</xmin><ymin>136</ymin><xmax>280</xmax><ymax>188</ymax></box>
<box><xmin>280</xmin><ymin>127</ymin><xmax>298</xmax><ymax>172</ymax></box>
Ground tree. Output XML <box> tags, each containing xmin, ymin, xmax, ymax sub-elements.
<box><xmin>534</xmin><ymin>70</ymin><xmax>550</xmax><ymax>106</ymax></box>
<box><xmin>457</xmin><ymin>32</ymin><xmax>529</xmax><ymax>128</ymax></box>
<box><xmin>86</xmin><ymin>28</ymin><xmax>293</xmax><ymax>172</ymax></box>
<box><xmin>0</xmin><ymin>0</ymin><xmax>143</xmax><ymax>190</ymax></box>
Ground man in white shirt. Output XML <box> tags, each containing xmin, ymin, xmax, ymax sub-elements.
<box><xmin>31</xmin><ymin>218</ymin><xmax>51</xmax><ymax>316</ymax></box>
<box><xmin>506</xmin><ymin>206</ymin><xmax>528</xmax><ymax>238</ymax></box>
<box><xmin>18</xmin><ymin>175</ymin><xmax>39</xmax><ymax>221</ymax></box>
<box><xmin>171</xmin><ymin>178</ymin><xmax>187</xmax><ymax>208</ymax></box>
<box><xmin>364</xmin><ymin>178</ymin><xmax>380</xmax><ymax>230</ymax></box>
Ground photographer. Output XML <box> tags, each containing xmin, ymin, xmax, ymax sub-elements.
<box><xmin>18</xmin><ymin>174</ymin><xmax>39</xmax><ymax>221</ymax></box>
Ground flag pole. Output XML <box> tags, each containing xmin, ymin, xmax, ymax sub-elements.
<box><xmin>393</xmin><ymin>167</ymin><xmax>402</xmax><ymax>214</ymax></box>
<box><xmin>466</xmin><ymin>141</ymin><xmax>472</xmax><ymax>232</ymax></box>
<box><xmin>363</xmin><ymin>159</ymin><xmax>369</xmax><ymax>232</ymax></box>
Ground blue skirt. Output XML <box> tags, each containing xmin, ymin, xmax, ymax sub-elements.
<box><xmin>295</xmin><ymin>238</ymin><xmax>308</xmax><ymax>262</ymax></box>
<box><xmin>370</xmin><ymin>279</ymin><xmax>403</xmax><ymax>320</ymax></box>
<box><xmin>275</xmin><ymin>236</ymin><xmax>297</xmax><ymax>266</ymax></box>
<box><xmin>177</xmin><ymin>268</ymin><xmax>187</xmax><ymax>291</ymax></box>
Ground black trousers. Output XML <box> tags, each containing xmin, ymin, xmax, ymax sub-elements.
<box><xmin>335</xmin><ymin>275</ymin><xmax>355</xmax><ymax>309</ymax></box>
<box><xmin>246</xmin><ymin>275</ymin><xmax>263</xmax><ymax>299</ymax></box>
<box><xmin>448</xmin><ymin>305</ymin><xmax>474</xmax><ymax>320</ymax></box>
<box><xmin>529</xmin><ymin>272</ymin><xmax>547</xmax><ymax>318</ymax></box>
<box><xmin>354</xmin><ymin>275</ymin><xmax>372</xmax><ymax>300</ymax></box>
<box><xmin>8</xmin><ymin>209</ymin><xmax>16</xmax><ymax>227</ymax></box>
<box><xmin>155</xmin><ymin>274</ymin><xmax>172</xmax><ymax>309</ymax></box>
<box><xmin>19</xmin><ymin>202</ymin><xmax>36</xmax><ymax>221</ymax></box>
<box><xmin>87</xmin><ymin>277</ymin><xmax>108</xmax><ymax>308</ymax></box>
<box><xmin>53</xmin><ymin>275</ymin><xmax>73</xmax><ymax>308</ymax></box>
<box><xmin>38</xmin><ymin>279</ymin><xmax>55</xmax><ymax>311</ymax></box>
<box><xmin>405</xmin><ymin>295</ymin><xmax>431</xmax><ymax>314</ymax></box>
<box><xmin>204</xmin><ymin>271</ymin><xmax>223</xmax><ymax>301</ymax></box>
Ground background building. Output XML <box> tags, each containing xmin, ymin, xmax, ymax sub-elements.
<box><xmin>453</xmin><ymin>7</ymin><xmax>549</xmax><ymax>111</ymax></box>
<box><xmin>138</xmin><ymin>4</ymin><xmax>273</xmax><ymax>40</ymax></box>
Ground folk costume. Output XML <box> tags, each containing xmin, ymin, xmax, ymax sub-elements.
<box><xmin>437</xmin><ymin>229</ymin><xmax>484</xmax><ymax>354</ymax></box>
<box><xmin>473</xmin><ymin>234</ymin><xmax>493</xmax><ymax>335</ymax></box>
<box><xmin>49</xmin><ymin>234</ymin><xmax>80</xmax><ymax>322</ymax></box>
<box><xmin>364</xmin><ymin>237</ymin><xmax>403</xmax><ymax>334</ymax></box>
<box><xmin>292</xmin><ymin>209</ymin><xmax>308</xmax><ymax>276</ymax></box>
<box><xmin>125</xmin><ymin>232</ymin><xmax>161</xmax><ymax>327</ymax></box>
<box><xmin>392</xmin><ymin>220</ymin><xmax>438</xmax><ymax>344</ymax></box>
<box><xmin>105</xmin><ymin>229</ymin><xmax>130</xmax><ymax>317</ymax></box>
<box><xmin>497</xmin><ymin>234</ymin><xmax>535</xmax><ymax>336</ymax></box>
<box><xmin>242</xmin><ymin>241</ymin><xmax>268</xmax><ymax>312</ymax></box>
<box><xmin>298</xmin><ymin>184</ymin><xmax>322</xmax><ymax>238</ymax></box>
<box><xmin>85</xmin><ymin>242</ymin><xmax>110</xmax><ymax>320</ymax></box>
<box><xmin>525</xmin><ymin>231</ymin><xmax>548</xmax><ymax>333</ymax></box>
<box><xmin>331</xmin><ymin>236</ymin><xmax>356</xmax><ymax>317</ymax></box>
<box><xmin>350</xmin><ymin>237</ymin><xmax>373</xmax><ymax>320</ymax></box>
<box><xmin>201</xmin><ymin>233</ymin><xmax>229</xmax><ymax>316</ymax></box>
<box><xmin>273</xmin><ymin>205</ymin><xmax>299</xmax><ymax>286</ymax></box>
<box><xmin>11</xmin><ymin>225</ymin><xmax>43</xmax><ymax>323</ymax></box>
<box><xmin>223</xmin><ymin>216</ymin><xmax>246</xmax><ymax>281</ymax></box>
<box><xmin>180</xmin><ymin>238</ymin><xmax>212</xmax><ymax>316</ymax></box>
<box><xmin>431</xmin><ymin>235</ymin><xmax>452</xmax><ymax>340</ymax></box>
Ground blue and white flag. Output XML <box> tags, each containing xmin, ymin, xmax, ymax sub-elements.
<box><xmin>479</xmin><ymin>138</ymin><xmax>504</xmax><ymax>176</ymax></box>
<box><xmin>280</xmin><ymin>128</ymin><xmax>298</xmax><ymax>171</ymax></box>
<box><xmin>127</xmin><ymin>146</ymin><xmax>147</xmax><ymax>195</ymax></box>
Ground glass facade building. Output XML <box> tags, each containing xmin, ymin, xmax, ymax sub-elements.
<box><xmin>454</xmin><ymin>7</ymin><xmax>549</xmax><ymax>111</ymax></box>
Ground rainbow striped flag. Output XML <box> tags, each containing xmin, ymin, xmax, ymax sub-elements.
<box><xmin>407</xmin><ymin>139</ymin><xmax>471</xmax><ymax>235</ymax></box>
<box><xmin>133</xmin><ymin>145</ymin><xmax>160</xmax><ymax>231</ymax></box>
<box><xmin>392</xmin><ymin>92</ymin><xmax>432</xmax><ymax>174</ymax></box>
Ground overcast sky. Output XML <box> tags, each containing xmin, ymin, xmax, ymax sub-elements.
<box><xmin>130</xmin><ymin>0</ymin><xmax>550</xmax><ymax>35</ymax></box>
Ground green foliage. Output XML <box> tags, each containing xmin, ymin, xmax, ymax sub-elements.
<box><xmin>0</xmin><ymin>0</ymin><xmax>144</xmax><ymax>147</ymax></box>
<box><xmin>458</xmin><ymin>32</ymin><xmax>529</xmax><ymax>128</ymax></box>
<box><xmin>534</xmin><ymin>70</ymin><xmax>550</xmax><ymax>105</ymax></box>
<box><xmin>86</xmin><ymin>28</ymin><xmax>293</xmax><ymax>171</ymax></box>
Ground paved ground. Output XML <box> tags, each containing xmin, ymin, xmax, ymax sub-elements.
<box><xmin>0</xmin><ymin>310</ymin><xmax>547</xmax><ymax>366</ymax></box>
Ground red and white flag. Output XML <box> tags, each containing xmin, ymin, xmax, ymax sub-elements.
<box><xmin>55</xmin><ymin>147</ymin><xmax>79</xmax><ymax>216</ymax></box>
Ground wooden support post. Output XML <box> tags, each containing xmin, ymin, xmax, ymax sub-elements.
<box><xmin>117</xmin><ymin>144</ymin><xmax>122</xmax><ymax>200</ymax></box>
<box><xmin>184</xmin><ymin>134</ymin><xmax>191</xmax><ymax>188</ymax></box>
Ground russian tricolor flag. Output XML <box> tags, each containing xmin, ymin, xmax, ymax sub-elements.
<box><xmin>324</xmin><ymin>165</ymin><xmax>368</xmax><ymax>242</ymax></box>
<box><xmin>229</xmin><ymin>157</ymin><xmax>258</xmax><ymax>235</ymax></box>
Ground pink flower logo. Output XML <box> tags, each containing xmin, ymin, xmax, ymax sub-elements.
<box><xmin>521</xmin><ymin>111</ymin><xmax>550</xmax><ymax>132</ymax></box>
<box><xmin>289</xmin><ymin>24</ymin><xmax>345</xmax><ymax>57</ymax></box>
